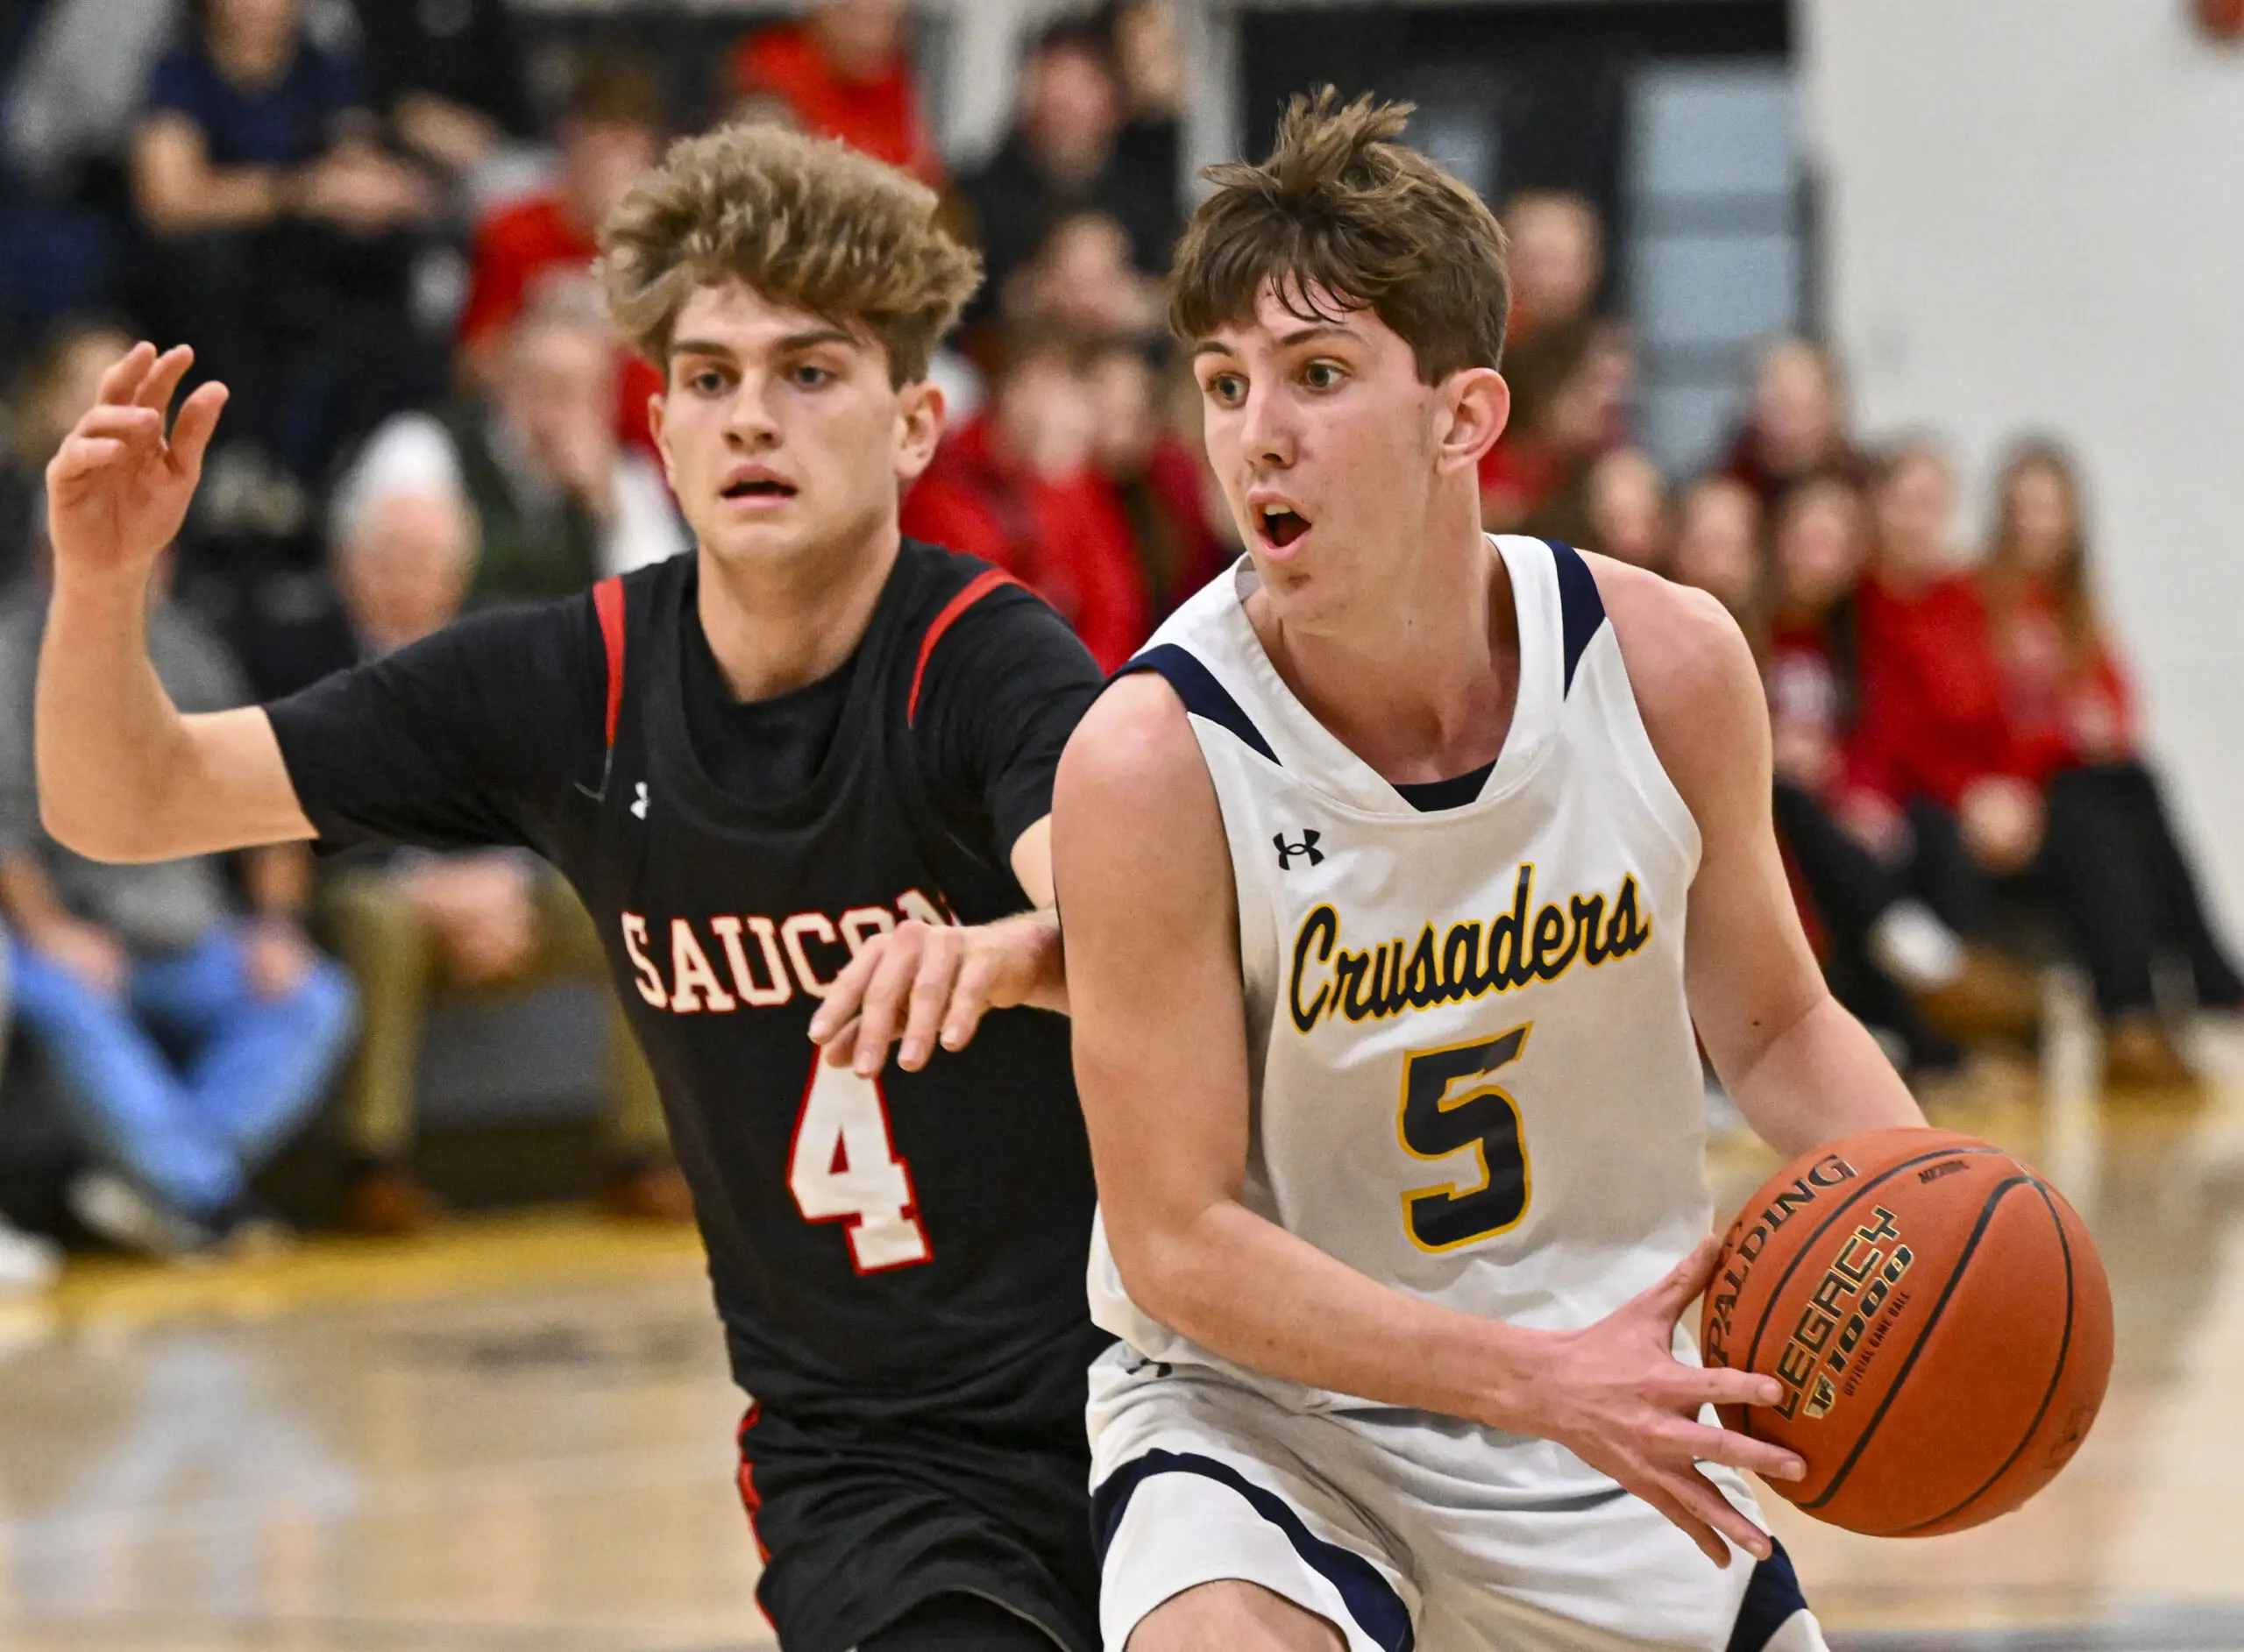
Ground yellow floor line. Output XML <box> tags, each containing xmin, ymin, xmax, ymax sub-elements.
<box><xmin>18</xmin><ymin>1208</ymin><xmax>707</xmax><ymax>1333</ymax></box>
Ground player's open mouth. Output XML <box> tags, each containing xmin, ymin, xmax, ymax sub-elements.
<box><xmin>721</xmin><ymin>478</ymin><xmax>797</xmax><ymax>500</ymax></box>
<box><xmin>1257</xmin><ymin>505</ymin><xmax>1311</xmax><ymax>549</ymax></box>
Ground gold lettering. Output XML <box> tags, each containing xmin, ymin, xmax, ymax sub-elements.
<box><xmin>1290</xmin><ymin>905</ymin><xmax>1339</xmax><ymax>1032</ymax></box>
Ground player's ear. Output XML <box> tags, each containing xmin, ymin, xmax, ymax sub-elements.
<box><xmin>894</xmin><ymin>379</ymin><xmax>947</xmax><ymax>484</ymax></box>
<box><xmin>1436</xmin><ymin>366</ymin><xmax>1510</xmax><ymax>476</ymax></box>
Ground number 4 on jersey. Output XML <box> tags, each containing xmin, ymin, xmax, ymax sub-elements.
<box><xmin>788</xmin><ymin>1062</ymin><xmax>931</xmax><ymax>1273</ymax></box>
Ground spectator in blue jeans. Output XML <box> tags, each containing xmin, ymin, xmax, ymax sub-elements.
<box><xmin>0</xmin><ymin>576</ymin><xmax>355</xmax><ymax>1255</ymax></box>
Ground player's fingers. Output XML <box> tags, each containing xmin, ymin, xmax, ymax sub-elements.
<box><xmin>73</xmin><ymin>405</ymin><xmax>165</xmax><ymax>446</ymax></box>
<box><xmin>820</xmin><ymin>1014</ymin><xmax>863</xmax><ymax>1067</ymax></box>
<box><xmin>136</xmin><ymin>344</ymin><xmax>195</xmax><ymax>413</ymax></box>
<box><xmin>807</xmin><ymin>941</ymin><xmax>879</xmax><ymax>1045</ymax></box>
<box><xmin>898</xmin><ymin>931</ymin><xmax>962</xmax><ymax>1071</ymax></box>
<box><xmin>1657</xmin><ymin>1417</ymin><xmax>1805</xmax><ymax>1484</ymax></box>
<box><xmin>96</xmin><ymin>341</ymin><xmax>158</xmax><ymax>407</ymax></box>
<box><xmin>1637</xmin><ymin>1235</ymin><xmax>1725</xmax><ymax>1322</ymax></box>
<box><xmin>1663</xmin><ymin>1466</ymin><xmax>1771</xmax><ymax>1564</ymax></box>
<box><xmin>47</xmin><ymin>435</ymin><xmax>128</xmax><ymax>485</ymax></box>
<box><xmin>941</xmin><ymin>945</ymin><xmax>1002</xmax><ymax>1053</ymax></box>
<box><xmin>1673</xmin><ymin>1363</ymin><xmax>1784</xmax><ymax>1413</ymax></box>
<box><xmin>1633</xmin><ymin>1478</ymin><xmax>1729</xmax><ymax>1570</ymax></box>
<box><xmin>167</xmin><ymin>381</ymin><xmax>229</xmax><ymax>479</ymax></box>
<box><xmin>851</xmin><ymin>933</ymin><xmax>927</xmax><ymax>1075</ymax></box>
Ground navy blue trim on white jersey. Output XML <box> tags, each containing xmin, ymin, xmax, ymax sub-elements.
<box><xmin>1091</xmin><ymin>1449</ymin><xmax>1413</xmax><ymax>1652</ymax></box>
<box><xmin>1726</xmin><ymin>1537</ymin><xmax>1812</xmax><ymax>1652</ymax></box>
<box><xmin>1543</xmin><ymin>539</ymin><xmax>1608</xmax><ymax>697</ymax></box>
<box><xmin>1116</xmin><ymin>643</ymin><xmax>1281</xmax><ymax>765</ymax></box>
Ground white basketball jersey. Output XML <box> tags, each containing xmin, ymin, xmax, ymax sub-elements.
<box><xmin>1090</xmin><ymin>535</ymin><xmax>1713</xmax><ymax>1418</ymax></box>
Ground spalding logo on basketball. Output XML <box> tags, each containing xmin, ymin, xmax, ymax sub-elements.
<box><xmin>1700</xmin><ymin>1126</ymin><xmax>2113</xmax><ymax>1536</ymax></box>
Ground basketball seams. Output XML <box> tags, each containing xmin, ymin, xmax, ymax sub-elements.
<box><xmin>1884</xmin><ymin>1180</ymin><xmax>2078</xmax><ymax>1537</ymax></box>
<box><xmin>1798</xmin><ymin>1174</ymin><xmax>2034</xmax><ymax>1513</ymax></box>
<box><xmin>1729</xmin><ymin>1144</ymin><xmax>2006</xmax><ymax>1444</ymax></box>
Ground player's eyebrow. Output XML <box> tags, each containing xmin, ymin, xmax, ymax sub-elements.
<box><xmin>671</xmin><ymin>327</ymin><xmax>860</xmax><ymax>365</ymax></box>
<box><xmin>1191</xmin><ymin>323</ymin><xmax>1362</xmax><ymax>358</ymax></box>
<box><xmin>1274</xmin><ymin>323</ymin><xmax>1362</xmax><ymax>350</ymax></box>
<box><xmin>773</xmin><ymin>327</ymin><xmax>862</xmax><ymax>355</ymax></box>
<box><xmin>669</xmin><ymin>338</ymin><xmax>737</xmax><ymax>365</ymax></box>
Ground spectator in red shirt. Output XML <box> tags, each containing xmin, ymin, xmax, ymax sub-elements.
<box><xmin>1669</xmin><ymin>474</ymin><xmax>1765</xmax><ymax>633</ymax></box>
<box><xmin>1483</xmin><ymin>318</ymin><xmax>1631</xmax><ymax>532</ymax></box>
<box><xmin>1576</xmin><ymin>447</ymin><xmax>1671</xmax><ymax>573</ymax></box>
<box><xmin>1983</xmin><ymin>441</ymin><xmax>2137</xmax><ymax>782</ymax></box>
<box><xmin>730</xmin><ymin>0</ymin><xmax>939</xmax><ymax>184</ymax></box>
<box><xmin>1854</xmin><ymin>439</ymin><xmax>2214</xmax><ymax>1083</ymax></box>
<box><xmin>1766</xmin><ymin>478</ymin><xmax>1871</xmax><ymax>801</ymax></box>
<box><xmin>1719</xmin><ymin>337</ymin><xmax>1869</xmax><ymax>507</ymax></box>
<box><xmin>1981</xmin><ymin>440</ymin><xmax>2241</xmax><ymax>1017</ymax></box>
<box><xmin>1849</xmin><ymin>439</ymin><xmax>2032</xmax><ymax>847</ymax></box>
<box><xmin>1085</xmin><ymin>337</ymin><xmax>1226</xmax><ymax>620</ymax></box>
<box><xmin>458</xmin><ymin>57</ymin><xmax>665</xmax><ymax>452</ymax></box>
<box><xmin>1763</xmin><ymin>476</ymin><xmax>2041</xmax><ymax>1065</ymax></box>
<box><xmin>901</xmin><ymin>337</ymin><xmax>1150</xmax><ymax>671</ymax></box>
<box><xmin>1501</xmin><ymin>190</ymin><xmax>1602</xmax><ymax>348</ymax></box>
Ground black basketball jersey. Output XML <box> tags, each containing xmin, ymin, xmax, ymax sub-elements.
<box><xmin>269</xmin><ymin>542</ymin><xmax>1108</xmax><ymax>1435</ymax></box>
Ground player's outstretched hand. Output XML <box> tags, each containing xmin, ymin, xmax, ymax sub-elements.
<box><xmin>46</xmin><ymin>342</ymin><xmax>228</xmax><ymax>580</ymax></box>
<box><xmin>1517</xmin><ymin>1235</ymin><xmax>1806</xmax><ymax>1569</ymax></box>
<box><xmin>808</xmin><ymin>911</ymin><xmax>1062</xmax><ymax>1075</ymax></box>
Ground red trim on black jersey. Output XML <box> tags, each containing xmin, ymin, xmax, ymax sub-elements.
<box><xmin>906</xmin><ymin>567</ymin><xmax>1022</xmax><ymax>727</ymax></box>
<box><xmin>594</xmin><ymin>576</ymin><xmax>627</xmax><ymax>749</ymax></box>
<box><xmin>735</xmin><ymin>1404</ymin><xmax>773</xmax><ymax>1565</ymax></box>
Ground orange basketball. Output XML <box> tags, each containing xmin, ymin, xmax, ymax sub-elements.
<box><xmin>1699</xmin><ymin>1127</ymin><xmax>2112</xmax><ymax>1536</ymax></box>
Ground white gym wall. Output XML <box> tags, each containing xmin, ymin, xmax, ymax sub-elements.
<box><xmin>1799</xmin><ymin>0</ymin><xmax>2244</xmax><ymax>929</ymax></box>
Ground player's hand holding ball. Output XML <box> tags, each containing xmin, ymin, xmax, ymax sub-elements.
<box><xmin>1519</xmin><ymin>1236</ymin><xmax>1807</xmax><ymax>1569</ymax></box>
<box><xmin>1700</xmin><ymin>1126</ymin><xmax>2111</xmax><ymax>1536</ymax></box>
<box><xmin>46</xmin><ymin>343</ymin><xmax>227</xmax><ymax>580</ymax></box>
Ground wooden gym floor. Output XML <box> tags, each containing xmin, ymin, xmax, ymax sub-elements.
<box><xmin>3</xmin><ymin>1010</ymin><xmax>2242</xmax><ymax>1650</ymax></box>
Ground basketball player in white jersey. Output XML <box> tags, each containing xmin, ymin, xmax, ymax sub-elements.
<box><xmin>1048</xmin><ymin>93</ymin><xmax>1928</xmax><ymax>1652</ymax></box>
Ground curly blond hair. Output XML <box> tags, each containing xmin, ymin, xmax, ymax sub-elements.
<box><xmin>1170</xmin><ymin>89</ymin><xmax>1510</xmax><ymax>382</ymax></box>
<box><xmin>598</xmin><ymin>123</ymin><xmax>982</xmax><ymax>386</ymax></box>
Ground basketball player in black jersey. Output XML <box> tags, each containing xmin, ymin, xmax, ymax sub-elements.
<box><xmin>36</xmin><ymin>126</ymin><xmax>1107</xmax><ymax>1652</ymax></box>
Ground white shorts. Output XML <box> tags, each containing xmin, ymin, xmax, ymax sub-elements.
<box><xmin>1087</xmin><ymin>1345</ymin><xmax>1828</xmax><ymax>1652</ymax></box>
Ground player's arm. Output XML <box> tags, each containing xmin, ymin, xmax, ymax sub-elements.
<box><xmin>132</xmin><ymin>115</ymin><xmax>290</xmax><ymax>235</ymax></box>
<box><xmin>1057</xmin><ymin>674</ymin><xmax>1804</xmax><ymax>1568</ymax></box>
<box><xmin>810</xmin><ymin>819</ymin><xmax>1062</xmax><ymax>1074</ymax></box>
<box><xmin>809</xmin><ymin>591</ymin><xmax>1097</xmax><ymax>1074</ymax></box>
<box><xmin>1604</xmin><ymin>565</ymin><xmax>1925</xmax><ymax>1154</ymax></box>
<box><xmin>36</xmin><ymin>344</ymin><xmax>317</xmax><ymax>862</ymax></box>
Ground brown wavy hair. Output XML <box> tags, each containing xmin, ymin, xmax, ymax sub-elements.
<box><xmin>1168</xmin><ymin>89</ymin><xmax>1511</xmax><ymax>383</ymax></box>
<box><xmin>598</xmin><ymin>123</ymin><xmax>982</xmax><ymax>386</ymax></box>
<box><xmin>1984</xmin><ymin>437</ymin><xmax>2102</xmax><ymax>669</ymax></box>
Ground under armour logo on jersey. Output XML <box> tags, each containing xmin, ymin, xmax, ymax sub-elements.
<box><xmin>631</xmin><ymin>782</ymin><xmax>650</xmax><ymax>820</ymax></box>
<box><xmin>1274</xmin><ymin>830</ymin><xmax>1324</xmax><ymax>869</ymax></box>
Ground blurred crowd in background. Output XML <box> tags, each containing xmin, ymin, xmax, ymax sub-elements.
<box><xmin>0</xmin><ymin>0</ymin><xmax>2232</xmax><ymax>1293</ymax></box>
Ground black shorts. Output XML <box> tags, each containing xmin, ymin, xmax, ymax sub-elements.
<box><xmin>735</xmin><ymin>1403</ymin><xmax>1100</xmax><ymax>1652</ymax></box>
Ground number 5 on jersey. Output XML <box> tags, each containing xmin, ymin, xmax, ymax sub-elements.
<box><xmin>1398</xmin><ymin>1025</ymin><xmax>1532</xmax><ymax>1252</ymax></box>
<box><xmin>789</xmin><ymin>1062</ymin><xmax>931</xmax><ymax>1272</ymax></box>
